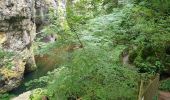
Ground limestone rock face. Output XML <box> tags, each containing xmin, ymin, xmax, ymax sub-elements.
<box><xmin>0</xmin><ymin>0</ymin><xmax>36</xmax><ymax>93</ymax></box>
<box><xmin>0</xmin><ymin>0</ymin><xmax>66</xmax><ymax>93</ymax></box>
<box><xmin>35</xmin><ymin>0</ymin><xmax>58</xmax><ymax>30</ymax></box>
<box><xmin>35</xmin><ymin>0</ymin><xmax>67</xmax><ymax>43</ymax></box>
<box><xmin>34</xmin><ymin>0</ymin><xmax>58</xmax><ymax>43</ymax></box>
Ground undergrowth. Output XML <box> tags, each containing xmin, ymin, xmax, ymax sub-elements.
<box><xmin>26</xmin><ymin>0</ymin><xmax>170</xmax><ymax>99</ymax></box>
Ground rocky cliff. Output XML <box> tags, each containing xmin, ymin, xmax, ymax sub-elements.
<box><xmin>0</xmin><ymin>0</ymin><xmax>36</xmax><ymax>93</ymax></box>
<box><xmin>35</xmin><ymin>0</ymin><xmax>58</xmax><ymax>30</ymax></box>
<box><xmin>0</xmin><ymin>0</ymin><xmax>66</xmax><ymax>93</ymax></box>
<box><xmin>35</xmin><ymin>0</ymin><xmax>67</xmax><ymax>43</ymax></box>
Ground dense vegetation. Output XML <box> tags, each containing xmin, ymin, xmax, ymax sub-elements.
<box><xmin>128</xmin><ymin>0</ymin><xmax>170</xmax><ymax>74</ymax></box>
<box><xmin>28</xmin><ymin>1</ymin><xmax>139</xmax><ymax>99</ymax></box>
<box><xmin>28</xmin><ymin>0</ymin><xmax>170</xmax><ymax>99</ymax></box>
<box><xmin>1</xmin><ymin>0</ymin><xmax>170</xmax><ymax>100</ymax></box>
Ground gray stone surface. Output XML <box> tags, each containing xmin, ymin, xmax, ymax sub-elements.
<box><xmin>0</xmin><ymin>0</ymin><xmax>36</xmax><ymax>93</ymax></box>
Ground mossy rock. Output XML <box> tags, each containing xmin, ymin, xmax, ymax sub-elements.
<box><xmin>30</xmin><ymin>88</ymin><xmax>48</xmax><ymax>100</ymax></box>
<box><xmin>0</xmin><ymin>59</ymin><xmax>25</xmax><ymax>93</ymax></box>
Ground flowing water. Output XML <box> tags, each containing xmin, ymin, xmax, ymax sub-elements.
<box><xmin>9</xmin><ymin>56</ymin><xmax>58</xmax><ymax>95</ymax></box>
<box><xmin>9</xmin><ymin>45</ymin><xmax>70</xmax><ymax>96</ymax></box>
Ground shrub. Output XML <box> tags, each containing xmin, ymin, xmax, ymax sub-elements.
<box><xmin>160</xmin><ymin>79</ymin><xmax>170</xmax><ymax>91</ymax></box>
<box><xmin>44</xmin><ymin>46</ymin><xmax>139</xmax><ymax>100</ymax></box>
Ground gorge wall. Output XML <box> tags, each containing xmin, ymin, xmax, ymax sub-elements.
<box><xmin>0</xmin><ymin>0</ymin><xmax>37</xmax><ymax>93</ymax></box>
<box><xmin>0</xmin><ymin>0</ymin><xmax>61</xmax><ymax>93</ymax></box>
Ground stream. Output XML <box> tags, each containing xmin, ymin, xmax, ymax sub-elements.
<box><xmin>9</xmin><ymin>55</ymin><xmax>58</xmax><ymax>95</ymax></box>
<box><xmin>9</xmin><ymin>45</ymin><xmax>70</xmax><ymax>96</ymax></box>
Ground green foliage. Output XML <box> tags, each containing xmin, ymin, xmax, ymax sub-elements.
<box><xmin>0</xmin><ymin>50</ymin><xmax>6</xmax><ymax>59</ymax></box>
<box><xmin>117</xmin><ymin>3</ymin><xmax>170</xmax><ymax>73</ymax></box>
<box><xmin>28</xmin><ymin>8</ymin><xmax>141</xmax><ymax>98</ymax></box>
<box><xmin>25</xmin><ymin>78</ymin><xmax>48</xmax><ymax>90</ymax></box>
<box><xmin>44</xmin><ymin>46</ymin><xmax>139</xmax><ymax>100</ymax></box>
<box><xmin>160</xmin><ymin>79</ymin><xmax>170</xmax><ymax>91</ymax></box>
<box><xmin>0</xmin><ymin>50</ymin><xmax>14</xmax><ymax>60</ymax></box>
<box><xmin>103</xmin><ymin>0</ymin><xmax>118</xmax><ymax>13</ymax></box>
<box><xmin>34</xmin><ymin>8</ymin><xmax>74</xmax><ymax>55</ymax></box>
<box><xmin>129</xmin><ymin>44</ymin><xmax>165</xmax><ymax>73</ymax></box>
<box><xmin>30</xmin><ymin>88</ymin><xmax>48</xmax><ymax>100</ymax></box>
<box><xmin>134</xmin><ymin>0</ymin><xmax>170</xmax><ymax>14</ymax></box>
<box><xmin>66</xmin><ymin>0</ymin><xmax>119</xmax><ymax>31</ymax></box>
<box><xmin>0</xmin><ymin>49</ymin><xmax>15</xmax><ymax>69</ymax></box>
<box><xmin>17</xmin><ymin>0</ymin><xmax>170</xmax><ymax>99</ymax></box>
<box><xmin>0</xmin><ymin>93</ymin><xmax>10</xmax><ymax>100</ymax></box>
<box><xmin>30</xmin><ymin>1</ymin><xmax>164</xmax><ymax>99</ymax></box>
